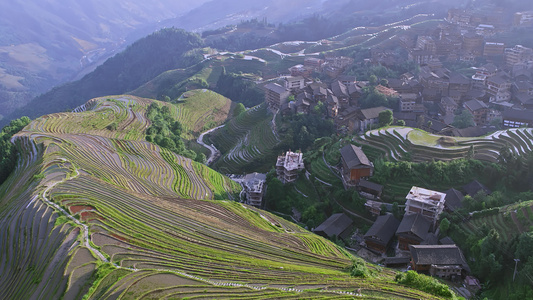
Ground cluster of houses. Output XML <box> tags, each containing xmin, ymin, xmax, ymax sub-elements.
<box><xmin>360</xmin><ymin>179</ymin><xmax>490</xmax><ymax>283</ymax></box>
<box><xmin>264</xmin><ymin>75</ymin><xmax>391</xmax><ymax>133</ymax></box>
<box><xmin>322</xmin><ymin>142</ymin><xmax>493</xmax><ymax>285</ymax></box>
<box><xmin>264</xmin><ymin>6</ymin><xmax>533</xmax><ymax>139</ymax></box>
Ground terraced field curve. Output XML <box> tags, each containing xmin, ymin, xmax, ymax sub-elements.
<box><xmin>359</xmin><ymin>126</ymin><xmax>533</xmax><ymax>163</ymax></box>
<box><xmin>0</xmin><ymin>97</ymin><xmax>443</xmax><ymax>299</ymax></box>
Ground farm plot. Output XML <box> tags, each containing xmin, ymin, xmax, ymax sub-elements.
<box><xmin>462</xmin><ymin>201</ymin><xmax>533</xmax><ymax>243</ymax></box>
<box><xmin>26</xmin><ymin>96</ymin><xmax>151</xmax><ymax>140</ymax></box>
<box><xmin>172</xmin><ymin>89</ymin><xmax>235</xmax><ymax>140</ymax></box>
<box><xmin>211</xmin><ymin>103</ymin><xmax>280</xmax><ymax>173</ymax></box>
<box><xmin>0</xmin><ymin>148</ymin><xmax>98</xmax><ymax>299</ymax></box>
<box><xmin>358</xmin><ymin>127</ymin><xmax>533</xmax><ymax>163</ymax></box>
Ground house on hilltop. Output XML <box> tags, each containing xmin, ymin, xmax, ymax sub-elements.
<box><xmin>503</xmin><ymin>108</ymin><xmax>533</xmax><ymax>128</ymax></box>
<box><xmin>340</xmin><ymin>144</ymin><xmax>373</xmax><ymax>187</ymax></box>
<box><xmin>265</xmin><ymin>83</ymin><xmax>290</xmax><ymax>111</ymax></box>
<box><xmin>443</xmin><ymin>188</ymin><xmax>464</xmax><ymax>212</ymax></box>
<box><xmin>356</xmin><ymin>106</ymin><xmax>389</xmax><ymax>131</ymax></box>
<box><xmin>463</xmin><ymin>180</ymin><xmax>491</xmax><ymax>196</ymax></box>
<box><xmin>464</xmin><ymin>99</ymin><xmax>489</xmax><ymax>126</ymax></box>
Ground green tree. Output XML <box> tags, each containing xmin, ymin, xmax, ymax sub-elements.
<box><xmin>369</xmin><ymin>75</ymin><xmax>378</xmax><ymax>86</ymax></box>
<box><xmin>287</xmin><ymin>95</ymin><xmax>295</xmax><ymax>102</ymax></box>
<box><xmin>439</xmin><ymin>218</ymin><xmax>450</xmax><ymax>235</ymax></box>
<box><xmin>452</xmin><ymin>110</ymin><xmax>475</xmax><ymax>129</ymax></box>
<box><xmin>397</xmin><ymin>119</ymin><xmax>406</xmax><ymax>126</ymax></box>
<box><xmin>378</xmin><ymin>109</ymin><xmax>393</xmax><ymax>127</ymax></box>
<box><xmin>233</xmin><ymin>103</ymin><xmax>246</xmax><ymax>117</ymax></box>
<box><xmin>0</xmin><ymin>116</ymin><xmax>32</xmax><ymax>184</ymax></box>
<box><xmin>515</xmin><ymin>232</ymin><xmax>533</xmax><ymax>261</ymax></box>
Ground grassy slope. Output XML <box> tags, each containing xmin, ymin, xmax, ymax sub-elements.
<box><xmin>358</xmin><ymin>126</ymin><xmax>533</xmax><ymax>164</ymax></box>
<box><xmin>0</xmin><ymin>96</ymin><xmax>444</xmax><ymax>299</ymax></box>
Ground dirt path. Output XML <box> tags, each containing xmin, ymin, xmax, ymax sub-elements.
<box><xmin>197</xmin><ymin>125</ymin><xmax>224</xmax><ymax>165</ymax></box>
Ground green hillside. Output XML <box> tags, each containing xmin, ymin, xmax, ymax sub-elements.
<box><xmin>358</xmin><ymin>126</ymin><xmax>533</xmax><ymax>163</ymax></box>
<box><xmin>209</xmin><ymin>103</ymin><xmax>281</xmax><ymax>174</ymax></box>
<box><xmin>0</xmin><ymin>96</ymin><xmax>445</xmax><ymax>299</ymax></box>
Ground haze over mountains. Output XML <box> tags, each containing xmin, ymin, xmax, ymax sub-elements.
<box><xmin>0</xmin><ymin>0</ymin><xmax>361</xmax><ymax>120</ymax></box>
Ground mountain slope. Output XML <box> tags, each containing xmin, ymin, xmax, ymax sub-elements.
<box><xmin>0</xmin><ymin>0</ymin><xmax>211</xmax><ymax>117</ymax></box>
<box><xmin>1</xmin><ymin>28</ymin><xmax>204</xmax><ymax>127</ymax></box>
<box><xmin>0</xmin><ymin>95</ymin><xmax>443</xmax><ymax>299</ymax></box>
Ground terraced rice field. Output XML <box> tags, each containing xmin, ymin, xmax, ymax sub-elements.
<box><xmin>210</xmin><ymin>103</ymin><xmax>280</xmax><ymax>173</ymax></box>
<box><xmin>358</xmin><ymin>126</ymin><xmax>533</xmax><ymax>163</ymax></box>
<box><xmin>462</xmin><ymin>200</ymin><xmax>533</xmax><ymax>243</ymax></box>
<box><xmin>0</xmin><ymin>96</ymin><xmax>443</xmax><ymax>299</ymax></box>
<box><xmin>172</xmin><ymin>89</ymin><xmax>235</xmax><ymax>140</ymax></box>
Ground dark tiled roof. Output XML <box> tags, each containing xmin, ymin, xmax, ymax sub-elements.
<box><xmin>464</xmin><ymin>99</ymin><xmax>488</xmax><ymax>112</ymax></box>
<box><xmin>441</xmin><ymin>96</ymin><xmax>457</xmax><ymax>106</ymax></box>
<box><xmin>327</xmin><ymin>94</ymin><xmax>339</xmax><ymax>105</ymax></box>
<box><xmin>449</xmin><ymin>72</ymin><xmax>470</xmax><ymax>85</ymax></box>
<box><xmin>383</xmin><ymin>257</ymin><xmax>410</xmax><ymax>265</ymax></box>
<box><xmin>359</xmin><ymin>179</ymin><xmax>383</xmax><ymax>192</ymax></box>
<box><xmin>409</xmin><ymin>245</ymin><xmax>468</xmax><ymax>267</ymax></box>
<box><xmin>426</xmin><ymin>117</ymin><xmax>449</xmax><ymax>132</ymax></box>
<box><xmin>364</xmin><ymin>214</ymin><xmax>400</xmax><ymax>246</ymax></box>
<box><xmin>347</xmin><ymin>83</ymin><xmax>362</xmax><ymax>95</ymax></box>
<box><xmin>265</xmin><ymin>83</ymin><xmax>288</xmax><ymax>94</ymax></box>
<box><xmin>452</xmin><ymin>126</ymin><xmax>492</xmax><ymax>137</ymax></box>
<box><xmin>360</xmin><ymin>106</ymin><xmax>389</xmax><ymax>120</ymax></box>
<box><xmin>463</xmin><ymin>180</ymin><xmax>491</xmax><ymax>196</ymax></box>
<box><xmin>444</xmin><ymin>188</ymin><xmax>464</xmax><ymax>211</ymax></box>
<box><xmin>393</xmin><ymin>111</ymin><xmax>417</xmax><ymax>121</ymax></box>
<box><xmin>503</xmin><ymin>108</ymin><xmax>533</xmax><ymax>122</ymax></box>
<box><xmin>313</xmin><ymin>213</ymin><xmax>353</xmax><ymax>238</ymax></box>
<box><xmin>396</xmin><ymin>213</ymin><xmax>430</xmax><ymax>240</ymax></box>
<box><xmin>340</xmin><ymin>144</ymin><xmax>372</xmax><ymax>169</ymax></box>
<box><xmin>482</xmin><ymin>63</ymin><xmax>497</xmax><ymax>73</ymax></box>
<box><xmin>439</xmin><ymin>236</ymin><xmax>456</xmax><ymax>245</ymax></box>
<box><xmin>331</xmin><ymin>81</ymin><xmax>349</xmax><ymax>98</ymax></box>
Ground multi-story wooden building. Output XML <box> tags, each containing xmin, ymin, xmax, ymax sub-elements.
<box><xmin>364</xmin><ymin>214</ymin><xmax>400</xmax><ymax>253</ymax></box>
<box><xmin>340</xmin><ymin>144</ymin><xmax>373</xmax><ymax>186</ymax></box>
<box><xmin>409</xmin><ymin>245</ymin><xmax>469</xmax><ymax>280</ymax></box>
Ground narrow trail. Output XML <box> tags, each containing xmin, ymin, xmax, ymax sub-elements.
<box><xmin>197</xmin><ymin>125</ymin><xmax>224</xmax><ymax>165</ymax></box>
<box><xmin>40</xmin><ymin>160</ymin><xmax>109</xmax><ymax>263</ymax></box>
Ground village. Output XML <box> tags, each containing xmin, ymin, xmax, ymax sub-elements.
<box><xmin>229</xmin><ymin>7</ymin><xmax>533</xmax><ymax>297</ymax></box>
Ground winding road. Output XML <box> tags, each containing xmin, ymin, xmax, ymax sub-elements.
<box><xmin>197</xmin><ymin>125</ymin><xmax>224</xmax><ymax>165</ymax></box>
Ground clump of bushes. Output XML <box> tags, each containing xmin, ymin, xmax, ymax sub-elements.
<box><xmin>350</xmin><ymin>258</ymin><xmax>370</xmax><ymax>278</ymax></box>
<box><xmin>395</xmin><ymin>271</ymin><xmax>455</xmax><ymax>298</ymax></box>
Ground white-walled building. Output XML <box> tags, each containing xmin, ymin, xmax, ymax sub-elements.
<box><xmin>276</xmin><ymin>151</ymin><xmax>304</xmax><ymax>183</ymax></box>
<box><xmin>405</xmin><ymin>186</ymin><xmax>446</xmax><ymax>227</ymax></box>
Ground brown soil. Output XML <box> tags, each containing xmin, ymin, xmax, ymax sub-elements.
<box><xmin>69</xmin><ymin>205</ymin><xmax>94</xmax><ymax>215</ymax></box>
